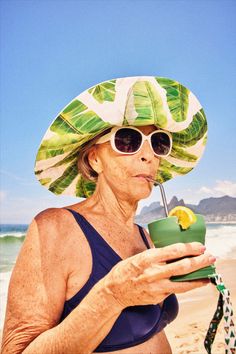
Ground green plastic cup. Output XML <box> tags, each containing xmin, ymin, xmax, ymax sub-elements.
<box><xmin>148</xmin><ymin>214</ymin><xmax>215</xmax><ymax>281</ymax></box>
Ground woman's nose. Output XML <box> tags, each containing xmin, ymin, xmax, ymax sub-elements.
<box><xmin>138</xmin><ymin>140</ymin><xmax>154</xmax><ymax>162</ymax></box>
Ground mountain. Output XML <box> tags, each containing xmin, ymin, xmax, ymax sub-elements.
<box><xmin>135</xmin><ymin>195</ymin><xmax>236</xmax><ymax>223</ymax></box>
<box><xmin>141</xmin><ymin>201</ymin><xmax>161</xmax><ymax>214</ymax></box>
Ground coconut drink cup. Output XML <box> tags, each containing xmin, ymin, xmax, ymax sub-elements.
<box><xmin>147</xmin><ymin>180</ymin><xmax>215</xmax><ymax>281</ymax></box>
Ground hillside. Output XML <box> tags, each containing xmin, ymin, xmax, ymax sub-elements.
<box><xmin>135</xmin><ymin>196</ymin><xmax>236</xmax><ymax>224</ymax></box>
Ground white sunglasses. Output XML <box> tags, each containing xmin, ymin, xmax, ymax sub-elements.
<box><xmin>96</xmin><ymin>126</ymin><xmax>172</xmax><ymax>157</ymax></box>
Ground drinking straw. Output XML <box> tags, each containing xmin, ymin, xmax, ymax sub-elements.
<box><xmin>145</xmin><ymin>178</ymin><xmax>169</xmax><ymax>217</ymax></box>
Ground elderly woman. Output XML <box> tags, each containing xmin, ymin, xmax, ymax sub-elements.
<box><xmin>1</xmin><ymin>76</ymin><xmax>215</xmax><ymax>354</ymax></box>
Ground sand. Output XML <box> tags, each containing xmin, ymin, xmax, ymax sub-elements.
<box><xmin>165</xmin><ymin>258</ymin><xmax>236</xmax><ymax>354</ymax></box>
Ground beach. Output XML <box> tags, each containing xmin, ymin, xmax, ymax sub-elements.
<box><xmin>166</xmin><ymin>256</ymin><xmax>236</xmax><ymax>354</ymax></box>
<box><xmin>1</xmin><ymin>223</ymin><xmax>236</xmax><ymax>352</ymax></box>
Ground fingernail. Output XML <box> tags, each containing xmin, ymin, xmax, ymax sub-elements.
<box><xmin>209</xmin><ymin>256</ymin><xmax>216</xmax><ymax>263</ymax></box>
<box><xmin>200</xmin><ymin>246</ymin><xmax>206</xmax><ymax>253</ymax></box>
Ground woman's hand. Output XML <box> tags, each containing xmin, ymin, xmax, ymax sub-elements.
<box><xmin>102</xmin><ymin>242</ymin><xmax>215</xmax><ymax>309</ymax></box>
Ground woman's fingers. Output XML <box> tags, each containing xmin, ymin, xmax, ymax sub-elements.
<box><xmin>164</xmin><ymin>253</ymin><xmax>216</xmax><ymax>278</ymax></box>
<box><xmin>169</xmin><ymin>279</ymin><xmax>210</xmax><ymax>294</ymax></box>
<box><xmin>137</xmin><ymin>242</ymin><xmax>206</xmax><ymax>268</ymax></box>
<box><xmin>154</xmin><ymin>242</ymin><xmax>206</xmax><ymax>262</ymax></box>
<box><xmin>137</xmin><ymin>252</ymin><xmax>215</xmax><ymax>283</ymax></box>
<box><xmin>130</xmin><ymin>244</ymin><xmax>215</xmax><ymax>282</ymax></box>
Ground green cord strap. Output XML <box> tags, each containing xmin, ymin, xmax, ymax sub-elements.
<box><xmin>204</xmin><ymin>274</ymin><xmax>236</xmax><ymax>353</ymax></box>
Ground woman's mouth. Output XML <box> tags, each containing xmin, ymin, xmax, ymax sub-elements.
<box><xmin>134</xmin><ymin>174</ymin><xmax>153</xmax><ymax>181</ymax></box>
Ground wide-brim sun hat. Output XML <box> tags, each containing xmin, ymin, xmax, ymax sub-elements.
<box><xmin>35</xmin><ymin>76</ymin><xmax>207</xmax><ymax>198</ymax></box>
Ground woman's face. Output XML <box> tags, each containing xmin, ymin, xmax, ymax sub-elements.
<box><xmin>89</xmin><ymin>125</ymin><xmax>161</xmax><ymax>202</ymax></box>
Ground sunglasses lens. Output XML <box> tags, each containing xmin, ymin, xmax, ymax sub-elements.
<box><xmin>114</xmin><ymin>128</ymin><xmax>142</xmax><ymax>153</ymax></box>
<box><xmin>151</xmin><ymin>132</ymin><xmax>171</xmax><ymax>156</ymax></box>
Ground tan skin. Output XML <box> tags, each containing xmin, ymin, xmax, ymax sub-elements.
<box><xmin>1</xmin><ymin>125</ymin><xmax>216</xmax><ymax>354</ymax></box>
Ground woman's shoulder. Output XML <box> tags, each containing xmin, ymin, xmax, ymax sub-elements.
<box><xmin>32</xmin><ymin>207</ymin><xmax>66</xmax><ymax>233</ymax></box>
<box><xmin>35</xmin><ymin>206</ymin><xmax>71</xmax><ymax>222</ymax></box>
<box><xmin>28</xmin><ymin>207</ymin><xmax>81</xmax><ymax>245</ymax></box>
<box><xmin>24</xmin><ymin>207</ymin><xmax>89</xmax><ymax>273</ymax></box>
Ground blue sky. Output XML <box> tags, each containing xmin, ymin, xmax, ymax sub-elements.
<box><xmin>0</xmin><ymin>0</ymin><xmax>236</xmax><ymax>223</ymax></box>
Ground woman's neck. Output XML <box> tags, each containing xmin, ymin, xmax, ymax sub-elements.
<box><xmin>80</xmin><ymin>180</ymin><xmax>138</xmax><ymax>228</ymax></box>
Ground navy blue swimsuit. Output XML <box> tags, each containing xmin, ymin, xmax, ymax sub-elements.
<box><xmin>60</xmin><ymin>209</ymin><xmax>179</xmax><ymax>352</ymax></box>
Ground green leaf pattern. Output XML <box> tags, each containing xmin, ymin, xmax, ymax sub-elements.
<box><xmin>88</xmin><ymin>80</ymin><xmax>116</xmax><ymax>103</ymax></box>
<box><xmin>125</xmin><ymin>81</ymin><xmax>168</xmax><ymax>127</ymax></box>
<box><xmin>156</xmin><ymin>77</ymin><xmax>189</xmax><ymax>122</ymax></box>
<box><xmin>35</xmin><ymin>76</ymin><xmax>207</xmax><ymax>198</ymax></box>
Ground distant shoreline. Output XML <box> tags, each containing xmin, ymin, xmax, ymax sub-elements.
<box><xmin>136</xmin><ymin>219</ymin><xmax>236</xmax><ymax>225</ymax></box>
<box><xmin>206</xmin><ymin>221</ymin><xmax>236</xmax><ymax>224</ymax></box>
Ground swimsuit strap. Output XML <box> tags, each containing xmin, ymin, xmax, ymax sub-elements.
<box><xmin>136</xmin><ymin>225</ymin><xmax>150</xmax><ymax>249</ymax></box>
<box><xmin>65</xmin><ymin>209</ymin><xmax>150</xmax><ymax>258</ymax></box>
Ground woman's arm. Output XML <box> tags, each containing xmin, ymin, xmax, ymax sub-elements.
<box><xmin>23</xmin><ymin>282</ymin><xmax>122</xmax><ymax>354</ymax></box>
<box><xmin>1</xmin><ymin>209</ymin><xmax>123</xmax><ymax>354</ymax></box>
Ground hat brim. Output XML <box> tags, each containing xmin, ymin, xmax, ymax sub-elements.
<box><xmin>35</xmin><ymin>76</ymin><xmax>207</xmax><ymax>198</ymax></box>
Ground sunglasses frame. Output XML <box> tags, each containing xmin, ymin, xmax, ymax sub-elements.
<box><xmin>96</xmin><ymin>126</ymin><xmax>172</xmax><ymax>157</ymax></box>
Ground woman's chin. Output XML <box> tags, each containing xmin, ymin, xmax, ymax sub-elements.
<box><xmin>138</xmin><ymin>191</ymin><xmax>152</xmax><ymax>200</ymax></box>
<box><xmin>131</xmin><ymin>187</ymin><xmax>152</xmax><ymax>201</ymax></box>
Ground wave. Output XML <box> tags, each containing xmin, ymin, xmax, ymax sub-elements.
<box><xmin>205</xmin><ymin>225</ymin><xmax>236</xmax><ymax>259</ymax></box>
<box><xmin>206</xmin><ymin>224</ymin><xmax>236</xmax><ymax>238</ymax></box>
<box><xmin>0</xmin><ymin>224</ymin><xmax>28</xmax><ymax>240</ymax></box>
<box><xmin>0</xmin><ymin>234</ymin><xmax>26</xmax><ymax>241</ymax></box>
<box><xmin>0</xmin><ymin>231</ymin><xmax>26</xmax><ymax>238</ymax></box>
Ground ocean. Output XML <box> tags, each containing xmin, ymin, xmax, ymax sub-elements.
<box><xmin>1</xmin><ymin>222</ymin><xmax>236</xmax><ymax>331</ymax></box>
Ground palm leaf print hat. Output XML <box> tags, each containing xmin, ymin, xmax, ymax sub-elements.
<box><xmin>35</xmin><ymin>76</ymin><xmax>207</xmax><ymax>198</ymax></box>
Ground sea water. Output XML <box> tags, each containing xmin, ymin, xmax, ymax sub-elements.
<box><xmin>0</xmin><ymin>223</ymin><xmax>236</xmax><ymax>330</ymax></box>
